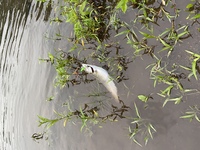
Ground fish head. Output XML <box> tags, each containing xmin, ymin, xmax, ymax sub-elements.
<box><xmin>81</xmin><ymin>64</ymin><xmax>95</xmax><ymax>74</ymax></box>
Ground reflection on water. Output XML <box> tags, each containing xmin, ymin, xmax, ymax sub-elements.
<box><xmin>0</xmin><ymin>0</ymin><xmax>54</xmax><ymax>149</ymax></box>
<box><xmin>0</xmin><ymin>1</ymin><xmax>31</xmax><ymax>149</ymax></box>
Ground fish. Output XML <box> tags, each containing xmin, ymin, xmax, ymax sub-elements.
<box><xmin>81</xmin><ymin>64</ymin><xmax>119</xmax><ymax>102</ymax></box>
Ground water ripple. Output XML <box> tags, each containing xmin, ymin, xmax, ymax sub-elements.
<box><xmin>0</xmin><ymin>0</ymin><xmax>57</xmax><ymax>149</ymax></box>
<box><xmin>0</xmin><ymin>1</ymin><xmax>33</xmax><ymax>149</ymax></box>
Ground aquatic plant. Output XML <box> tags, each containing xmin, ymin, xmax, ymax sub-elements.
<box><xmin>128</xmin><ymin>103</ymin><xmax>156</xmax><ymax>146</ymax></box>
<box><xmin>185</xmin><ymin>50</ymin><xmax>200</xmax><ymax>80</ymax></box>
<box><xmin>186</xmin><ymin>0</ymin><xmax>200</xmax><ymax>20</ymax></box>
<box><xmin>180</xmin><ymin>105</ymin><xmax>200</xmax><ymax>122</ymax></box>
<box><xmin>37</xmin><ymin>99</ymin><xmax>130</xmax><ymax>134</ymax></box>
<box><xmin>35</xmin><ymin>0</ymin><xmax>200</xmax><ymax>146</ymax></box>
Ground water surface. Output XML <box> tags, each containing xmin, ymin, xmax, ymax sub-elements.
<box><xmin>1</xmin><ymin>0</ymin><xmax>200</xmax><ymax>150</ymax></box>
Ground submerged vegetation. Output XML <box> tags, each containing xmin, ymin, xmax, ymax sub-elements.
<box><xmin>34</xmin><ymin>0</ymin><xmax>200</xmax><ymax>146</ymax></box>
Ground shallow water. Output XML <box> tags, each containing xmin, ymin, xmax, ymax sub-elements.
<box><xmin>1</xmin><ymin>0</ymin><xmax>200</xmax><ymax>150</ymax></box>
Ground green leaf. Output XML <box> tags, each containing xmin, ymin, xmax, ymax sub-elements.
<box><xmin>47</xmin><ymin>119</ymin><xmax>59</xmax><ymax>129</ymax></box>
<box><xmin>186</xmin><ymin>3</ymin><xmax>193</xmax><ymax>9</ymax></box>
<box><xmin>159</xmin><ymin>28</ymin><xmax>170</xmax><ymax>37</ymax></box>
<box><xmin>138</xmin><ymin>95</ymin><xmax>148</xmax><ymax>103</ymax></box>
<box><xmin>37</xmin><ymin>0</ymin><xmax>47</xmax><ymax>2</ymax></box>
<box><xmin>191</xmin><ymin>14</ymin><xmax>200</xmax><ymax>20</ymax></box>
<box><xmin>179</xmin><ymin>65</ymin><xmax>191</xmax><ymax>71</ymax></box>
<box><xmin>139</xmin><ymin>31</ymin><xmax>155</xmax><ymax>39</ymax></box>
<box><xmin>80</xmin><ymin>119</ymin><xmax>88</xmax><ymax>132</ymax></box>
<box><xmin>159</xmin><ymin>38</ymin><xmax>171</xmax><ymax>47</ymax></box>
<box><xmin>46</xmin><ymin>96</ymin><xmax>54</xmax><ymax>101</ymax></box>
<box><xmin>177</xmin><ymin>30</ymin><xmax>189</xmax><ymax>38</ymax></box>
<box><xmin>185</xmin><ymin>50</ymin><xmax>200</xmax><ymax>58</ymax></box>
<box><xmin>38</xmin><ymin>115</ymin><xmax>50</xmax><ymax>126</ymax></box>
<box><xmin>180</xmin><ymin>114</ymin><xmax>195</xmax><ymax>119</ymax></box>
<box><xmin>170</xmin><ymin>96</ymin><xmax>183</xmax><ymax>104</ymax></box>
<box><xmin>131</xmin><ymin>118</ymin><xmax>141</xmax><ymax>124</ymax></box>
<box><xmin>195</xmin><ymin>115</ymin><xmax>200</xmax><ymax>122</ymax></box>
<box><xmin>48</xmin><ymin>53</ymin><xmax>54</xmax><ymax>63</ymax></box>
<box><xmin>184</xmin><ymin>89</ymin><xmax>198</xmax><ymax>93</ymax></box>
<box><xmin>192</xmin><ymin>58</ymin><xmax>199</xmax><ymax>80</ymax></box>
<box><xmin>133</xmin><ymin>138</ymin><xmax>142</xmax><ymax>147</ymax></box>
<box><xmin>161</xmin><ymin>85</ymin><xmax>173</xmax><ymax>96</ymax></box>
<box><xmin>81</xmin><ymin>66</ymin><xmax>85</xmax><ymax>72</ymax></box>
<box><xmin>115</xmin><ymin>30</ymin><xmax>129</xmax><ymax>37</ymax></box>
<box><xmin>147</xmin><ymin>125</ymin><xmax>153</xmax><ymax>139</ymax></box>
<box><xmin>149</xmin><ymin>123</ymin><xmax>156</xmax><ymax>132</ymax></box>
<box><xmin>134</xmin><ymin>102</ymin><xmax>141</xmax><ymax>118</ymax></box>
<box><xmin>79</xmin><ymin>0</ymin><xmax>87</xmax><ymax>14</ymax></box>
<box><xmin>116</xmin><ymin>0</ymin><xmax>128</xmax><ymax>13</ymax></box>
<box><xmin>162</xmin><ymin>98</ymin><xmax>169</xmax><ymax>107</ymax></box>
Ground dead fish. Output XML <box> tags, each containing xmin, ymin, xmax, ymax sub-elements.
<box><xmin>81</xmin><ymin>64</ymin><xmax>119</xmax><ymax>102</ymax></box>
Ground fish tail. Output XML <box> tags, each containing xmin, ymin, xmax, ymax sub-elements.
<box><xmin>103</xmin><ymin>81</ymin><xmax>119</xmax><ymax>103</ymax></box>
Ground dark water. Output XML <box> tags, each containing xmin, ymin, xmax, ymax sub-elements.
<box><xmin>1</xmin><ymin>0</ymin><xmax>200</xmax><ymax>150</ymax></box>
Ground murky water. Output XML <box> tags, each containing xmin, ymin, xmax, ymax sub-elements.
<box><xmin>1</xmin><ymin>0</ymin><xmax>200</xmax><ymax>150</ymax></box>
